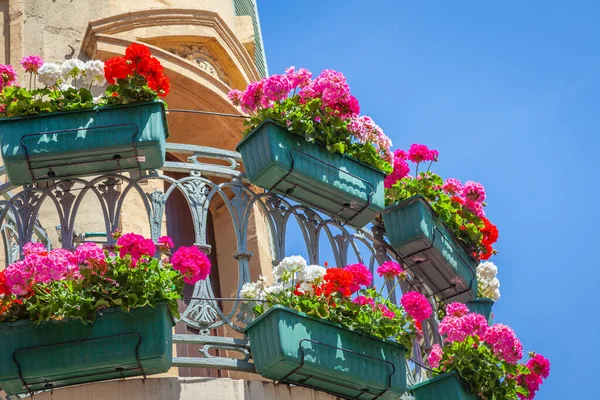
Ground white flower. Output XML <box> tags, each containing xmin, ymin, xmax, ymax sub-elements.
<box><xmin>265</xmin><ymin>283</ymin><xmax>283</xmax><ymax>295</ymax></box>
<box><xmin>82</xmin><ymin>60</ymin><xmax>106</xmax><ymax>87</ymax></box>
<box><xmin>299</xmin><ymin>264</ymin><xmax>326</xmax><ymax>283</ymax></box>
<box><xmin>490</xmin><ymin>289</ymin><xmax>501</xmax><ymax>302</ymax></box>
<box><xmin>37</xmin><ymin>63</ymin><xmax>62</xmax><ymax>87</ymax></box>
<box><xmin>240</xmin><ymin>282</ymin><xmax>260</xmax><ymax>299</ymax></box>
<box><xmin>273</xmin><ymin>255</ymin><xmax>307</xmax><ymax>281</ymax></box>
<box><xmin>93</xmin><ymin>96</ymin><xmax>102</xmax><ymax>104</ymax></box>
<box><xmin>61</xmin><ymin>59</ymin><xmax>85</xmax><ymax>80</ymax></box>
<box><xmin>295</xmin><ymin>282</ymin><xmax>315</xmax><ymax>296</ymax></box>
<box><xmin>477</xmin><ymin>261</ymin><xmax>498</xmax><ymax>280</ymax></box>
<box><xmin>59</xmin><ymin>83</ymin><xmax>74</xmax><ymax>92</ymax></box>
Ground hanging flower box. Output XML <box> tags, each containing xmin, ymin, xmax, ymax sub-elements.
<box><xmin>245</xmin><ymin>305</ymin><xmax>407</xmax><ymax>399</ymax></box>
<box><xmin>382</xmin><ymin>195</ymin><xmax>478</xmax><ymax>302</ymax></box>
<box><xmin>466</xmin><ymin>298</ymin><xmax>494</xmax><ymax>325</ymax></box>
<box><xmin>410</xmin><ymin>372</ymin><xmax>478</xmax><ymax>400</ymax></box>
<box><xmin>0</xmin><ymin>234</ymin><xmax>212</xmax><ymax>395</ymax></box>
<box><xmin>0</xmin><ymin>304</ymin><xmax>174</xmax><ymax>396</ymax></box>
<box><xmin>236</xmin><ymin>120</ymin><xmax>385</xmax><ymax>228</ymax></box>
<box><xmin>0</xmin><ymin>101</ymin><xmax>168</xmax><ymax>185</ymax></box>
<box><xmin>0</xmin><ymin>43</ymin><xmax>171</xmax><ymax>186</ymax></box>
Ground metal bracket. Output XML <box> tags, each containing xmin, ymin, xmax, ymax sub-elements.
<box><xmin>19</xmin><ymin>122</ymin><xmax>141</xmax><ymax>183</ymax></box>
<box><xmin>279</xmin><ymin>338</ymin><xmax>395</xmax><ymax>400</ymax></box>
<box><xmin>268</xmin><ymin>148</ymin><xmax>376</xmax><ymax>227</ymax></box>
<box><xmin>12</xmin><ymin>332</ymin><xmax>146</xmax><ymax>396</ymax></box>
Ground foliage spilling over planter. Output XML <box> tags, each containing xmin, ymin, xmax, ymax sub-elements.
<box><xmin>0</xmin><ymin>233</ymin><xmax>211</xmax><ymax>324</ymax></box>
<box><xmin>242</xmin><ymin>257</ymin><xmax>432</xmax><ymax>351</ymax></box>
<box><xmin>0</xmin><ymin>43</ymin><xmax>170</xmax><ymax>118</ymax></box>
<box><xmin>228</xmin><ymin>67</ymin><xmax>393</xmax><ymax>173</ymax></box>
<box><xmin>384</xmin><ymin>144</ymin><xmax>498</xmax><ymax>261</ymax></box>
<box><xmin>425</xmin><ymin>303</ymin><xmax>550</xmax><ymax>399</ymax></box>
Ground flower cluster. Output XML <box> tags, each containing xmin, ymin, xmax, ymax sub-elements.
<box><xmin>384</xmin><ymin>144</ymin><xmax>499</xmax><ymax>260</ymax></box>
<box><xmin>477</xmin><ymin>261</ymin><xmax>501</xmax><ymax>301</ymax></box>
<box><xmin>104</xmin><ymin>43</ymin><xmax>170</xmax><ymax>98</ymax></box>
<box><xmin>0</xmin><ymin>43</ymin><xmax>168</xmax><ymax>118</ymax></box>
<box><xmin>0</xmin><ymin>233</ymin><xmax>210</xmax><ymax>324</ymax></box>
<box><xmin>241</xmin><ymin>256</ymin><xmax>432</xmax><ymax>350</ymax></box>
<box><xmin>428</xmin><ymin>303</ymin><xmax>549</xmax><ymax>399</ymax></box>
<box><xmin>228</xmin><ymin>67</ymin><xmax>393</xmax><ymax>172</ymax></box>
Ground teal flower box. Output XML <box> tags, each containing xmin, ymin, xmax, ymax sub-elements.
<box><xmin>245</xmin><ymin>305</ymin><xmax>407</xmax><ymax>399</ymax></box>
<box><xmin>382</xmin><ymin>196</ymin><xmax>477</xmax><ymax>302</ymax></box>
<box><xmin>466</xmin><ymin>298</ymin><xmax>494</xmax><ymax>325</ymax></box>
<box><xmin>0</xmin><ymin>101</ymin><xmax>168</xmax><ymax>186</ymax></box>
<box><xmin>236</xmin><ymin>120</ymin><xmax>385</xmax><ymax>228</ymax></box>
<box><xmin>0</xmin><ymin>303</ymin><xmax>174</xmax><ymax>396</ymax></box>
<box><xmin>411</xmin><ymin>372</ymin><xmax>478</xmax><ymax>400</ymax></box>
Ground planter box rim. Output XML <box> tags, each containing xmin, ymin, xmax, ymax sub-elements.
<box><xmin>383</xmin><ymin>194</ymin><xmax>478</xmax><ymax>265</ymax></box>
<box><xmin>0</xmin><ymin>302</ymin><xmax>175</xmax><ymax>331</ymax></box>
<box><xmin>468</xmin><ymin>298</ymin><xmax>494</xmax><ymax>304</ymax></box>
<box><xmin>0</xmin><ymin>100</ymin><xmax>169</xmax><ymax>138</ymax></box>
<box><xmin>245</xmin><ymin>304</ymin><xmax>408</xmax><ymax>351</ymax></box>
<box><xmin>410</xmin><ymin>370</ymin><xmax>462</xmax><ymax>391</ymax></box>
<box><xmin>236</xmin><ymin>118</ymin><xmax>387</xmax><ymax>176</ymax></box>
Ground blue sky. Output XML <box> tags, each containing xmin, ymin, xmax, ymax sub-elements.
<box><xmin>258</xmin><ymin>1</ymin><xmax>599</xmax><ymax>398</ymax></box>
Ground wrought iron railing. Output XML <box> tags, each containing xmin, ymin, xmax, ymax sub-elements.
<box><xmin>0</xmin><ymin>142</ymin><xmax>441</xmax><ymax>393</ymax></box>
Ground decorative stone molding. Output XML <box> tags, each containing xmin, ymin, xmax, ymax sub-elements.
<box><xmin>164</xmin><ymin>44</ymin><xmax>232</xmax><ymax>86</ymax></box>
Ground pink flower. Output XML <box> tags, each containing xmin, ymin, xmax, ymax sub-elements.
<box><xmin>400</xmin><ymin>291</ymin><xmax>432</xmax><ymax>322</ymax></box>
<box><xmin>517</xmin><ymin>373</ymin><xmax>543</xmax><ymax>400</ymax></box>
<box><xmin>376</xmin><ymin>303</ymin><xmax>396</xmax><ymax>319</ymax></box>
<box><xmin>0</xmin><ymin>64</ymin><xmax>17</xmax><ymax>89</ymax></box>
<box><xmin>353</xmin><ymin>295</ymin><xmax>375</xmax><ymax>306</ymax></box>
<box><xmin>23</xmin><ymin>242</ymin><xmax>47</xmax><ymax>256</ymax></box>
<box><xmin>4</xmin><ymin>260</ymin><xmax>33</xmax><ymax>296</ymax></box>
<box><xmin>462</xmin><ymin>181</ymin><xmax>486</xmax><ymax>203</ymax></box>
<box><xmin>527</xmin><ymin>354</ymin><xmax>550</xmax><ymax>379</ymax></box>
<box><xmin>439</xmin><ymin>315</ymin><xmax>468</xmax><ymax>343</ymax></box>
<box><xmin>376</xmin><ymin>261</ymin><xmax>405</xmax><ymax>280</ymax></box>
<box><xmin>344</xmin><ymin>263</ymin><xmax>373</xmax><ymax>292</ymax></box>
<box><xmin>465</xmin><ymin>198</ymin><xmax>486</xmax><ymax>218</ymax></box>
<box><xmin>428</xmin><ymin>344</ymin><xmax>443</xmax><ymax>368</ymax></box>
<box><xmin>117</xmin><ymin>233</ymin><xmax>156</xmax><ymax>266</ymax></box>
<box><xmin>446</xmin><ymin>302</ymin><xmax>470</xmax><ymax>317</ymax></box>
<box><xmin>75</xmin><ymin>242</ymin><xmax>105</xmax><ymax>266</ymax></box>
<box><xmin>408</xmin><ymin>144</ymin><xmax>437</xmax><ymax>163</ymax></box>
<box><xmin>311</xmin><ymin>69</ymin><xmax>351</xmax><ymax>108</ymax></box>
<box><xmin>157</xmin><ymin>236</ymin><xmax>174</xmax><ymax>252</ymax></box>
<box><xmin>171</xmin><ymin>246</ymin><xmax>211</xmax><ymax>284</ymax></box>
<box><xmin>384</xmin><ymin>151</ymin><xmax>410</xmax><ymax>188</ymax></box>
<box><xmin>227</xmin><ymin>89</ymin><xmax>243</xmax><ymax>106</ymax></box>
<box><xmin>20</xmin><ymin>55</ymin><xmax>43</xmax><ymax>73</ymax></box>
<box><xmin>443</xmin><ymin>178</ymin><xmax>463</xmax><ymax>195</ymax></box>
<box><xmin>240</xmin><ymin>80</ymin><xmax>267</xmax><ymax>113</ymax></box>
<box><xmin>285</xmin><ymin>66</ymin><xmax>312</xmax><ymax>89</ymax></box>
<box><xmin>460</xmin><ymin>312</ymin><xmax>488</xmax><ymax>338</ymax></box>
<box><xmin>263</xmin><ymin>74</ymin><xmax>292</xmax><ymax>102</ymax></box>
<box><xmin>484</xmin><ymin>323</ymin><xmax>523</xmax><ymax>364</ymax></box>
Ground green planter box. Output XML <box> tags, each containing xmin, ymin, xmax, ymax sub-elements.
<box><xmin>382</xmin><ymin>196</ymin><xmax>477</xmax><ymax>302</ymax></box>
<box><xmin>466</xmin><ymin>298</ymin><xmax>494</xmax><ymax>326</ymax></box>
<box><xmin>236</xmin><ymin>120</ymin><xmax>385</xmax><ymax>228</ymax></box>
<box><xmin>411</xmin><ymin>372</ymin><xmax>478</xmax><ymax>400</ymax></box>
<box><xmin>0</xmin><ymin>101</ymin><xmax>169</xmax><ymax>186</ymax></box>
<box><xmin>245</xmin><ymin>305</ymin><xmax>407</xmax><ymax>399</ymax></box>
<box><xmin>0</xmin><ymin>303</ymin><xmax>174</xmax><ymax>395</ymax></box>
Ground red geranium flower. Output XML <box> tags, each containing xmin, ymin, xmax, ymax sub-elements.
<box><xmin>316</xmin><ymin>268</ymin><xmax>354</xmax><ymax>297</ymax></box>
<box><xmin>104</xmin><ymin>57</ymin><xmax>132</xmax><ymax>84</ymax></box>
<box><xmin>125</xmin><ymin>43</ymin><xmax>152</xmax><ymax>64</ymax></box>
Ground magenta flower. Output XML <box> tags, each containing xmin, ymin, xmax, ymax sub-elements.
<box><xmin>0</xmin><ymin>64</ymin><xmax>17</xmax><ymax>89</ymax></box>
<box><xmin>443</xmin><ymin>178</ymin><xmax>463</xmax><ymax>195</ymax></box>
<box><xmin>75</xmin><ymin>242</ymin><xmax>105</xmax><ymax>266</ymax></box>
<box><xmin>384</xmin><ymin>153</ymin><xmax>410</xmax><ymax>188</ymax></box>
<box><xmin>400</xmin><ymin>291</ymin><xmax>432</xmax><ymax>322</ymax></box>
<box><xmin>23</xmin><ymin>242</ymin><xmax>47</xmax><ymax>255</ymax></box>
<box><xmin>484</xmin><ymin>323</ymin><xmax>523</xmax><ymax>364</ymax></box>
<box><xmin>285</xmin><ymin>66</ymin><xmax>313</xmax><ymax>89</ymax></box>
<box><xmin>157</xmin><ymin>236</ymin><xmax>174</xmax><ymax>252</ymax></box>
<box><xmin>4</xmin><ymin>260</ymin><xmax>33</xmax><ymax>295</ymax></box>
<box><xmin>526</xmin><ymin>354</ymin><xmax>550</xmax><ymax>379</ymax></box>
<box><xmin>263</xmin><ymin>74</ymin><xmax>292</xmax><ymax>102</ymax></box>
<box><xmin>446</xmin><ymin>302</ymin><xmax>470</xmax><ymax>317</ymax></box>
<box><xmin>408</xmin><ymin>143</ymin><xmax>437</xmax><ymax>163</ymax></box>
<box><xmin>227</xmin><ymin>89</ymin><xmax>243</xmax><ymax>106</ymax></box>
<box><xmin>117</xmin><ymin>233</ymin><xmax>156</xmax><ymax>266</ymax></box>
<box><xmin>353</xmin><ymin>295</ymin><xmax>375</xmax><ymax>306</ymax></box>
<box><xmin>376</xmin><ymin>303</ymin><xmax>396</xmax><ymax>319</ymax></box>
<box><xmin>462</xmin><ymin>181</ymin><xmax>486</xmax><ymax>203</ymax></box>
<box><xmin>376</xmin><ymin>261</ymin><xmax>405</xmax><ymax>280</ymax></box>
<box><xmin>428</xmin><ymin>344</ymin><xmax>443</xmax><ymax>368</ymax></box>
<box><xmin>465</xmin><ymin>198</ymin><xmax>486</xmax><ymax>218</ymax></box>
<box><xmin>344</xmin><ymin>263</ymin><xmax>373</xmax><ymax>293</ymax></box>
<box><xmin>20</xmin><ymin>55</ymin><xmax>43</xmax><ymax>74</ymax></box>
<box><xmin>171</xmin><ymin>246</ymin><xmax>211</xmax><ymax>284</ymax></box>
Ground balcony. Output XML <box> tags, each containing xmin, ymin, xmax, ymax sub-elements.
<box><xmin>0</xmin><ymin>136</ymin><xmax>442</xmax><ymax>399</ymax></box>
